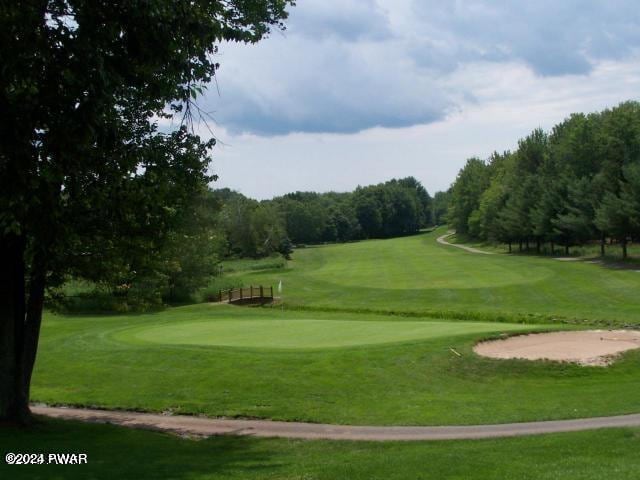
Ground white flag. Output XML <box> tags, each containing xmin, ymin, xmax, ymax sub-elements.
<box><xmin>278</xmin><ymin>280</ymin><xmax>283</xmax><ymax>294</ymax></box>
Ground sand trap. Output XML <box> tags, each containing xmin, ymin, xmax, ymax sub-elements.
<box><xmin>474</xmin><ymin>330</ymin><xmax>640</xmax><ymax>366</ymax></box>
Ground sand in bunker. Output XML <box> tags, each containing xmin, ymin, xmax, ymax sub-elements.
<box><xmin>474</xmin><ymin>330</ymin><xmax>640</xmax><ymax>366</ymax></box>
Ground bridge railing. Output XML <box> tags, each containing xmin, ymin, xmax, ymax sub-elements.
<box><xmin>217</xmin><ymin>285</ymin><xmax>274</xmax><ymax>304</ymax></box>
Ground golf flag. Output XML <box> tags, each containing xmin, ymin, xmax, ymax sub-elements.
<box><xmin>278</xmin><ymin>280</ymin><xmax>283</xmax><ymax>294</ymax></box>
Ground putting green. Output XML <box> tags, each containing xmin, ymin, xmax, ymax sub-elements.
<box><xmin>120</xmin><ymin>319</ymin><xmax>539</xmax><ymax>349</ymax></box>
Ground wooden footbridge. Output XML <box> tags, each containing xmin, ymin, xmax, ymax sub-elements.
<box><xmin>217</xmin><ymin>286</ymin><xmax>274</xmax><ymax>305</ymax></box>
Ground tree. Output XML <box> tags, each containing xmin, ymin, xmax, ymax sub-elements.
<box><xmin>279</xmin><ymin>198</ymin><xmax>327</xmax><ymax>244</ymax></box>
<box><xmin>396</xmin><ymin>176</ymin><xmax>432</xmax><ymax>227</ymax></box>
<box><xmin>218</xmin><ymin>194</ymin><xmax>288</xmax><ymax>258</ymax></box>
<box><xmin>354</xmin><ymin>189</ymin><xmax>384</xmax><ymax>238</ymax></box>
<box><xmin>447</xmin><ymin>158</ymin><xmax>490</xmax><ymax>235</ymax></box>
<box><xmin>446</xmin><ymin>101</ymin><xmax>640</xmax><ymax>256</ymax></box>
<box><xmin>162</xmin><ymin>189</ymin><xmax>224</xmax><ymax>303</ymax></box>
<box><xmin>551</xmin><ymin>177</ymin><xmax>598</xmax><ymax>254</ymax></box>
<box><xmin>431</xmin><ymin>190</ymin><xmax>451</xmax><ymax>225</ymax></box>
<box><xmin>0</xmin><ymin>0</ymin><xmax>293</xmax><ymax>422</ymax></box>
<box><xmin>595</xmin><ymin>163</ymin><xmax>640</xmax><ymax>259</ymax></box>
<box><xmin>595</xmin><ymin>193</ymin><xmax>633</xmax><ymax>258</ymax></box>
<box><xmin>384</xmin><ymin>184</ymin><xmax>420</xmax><ymax>236</ymax></box>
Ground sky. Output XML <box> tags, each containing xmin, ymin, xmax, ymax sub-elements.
<box><xmin>193</xmin><ymin>0</ymin><xmax>640</xmax><ymax>199</ymax></box>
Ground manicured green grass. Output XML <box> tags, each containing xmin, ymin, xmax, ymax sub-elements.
<box><xmin>236</xmin><ymin>228</ymin><xmax>640</xmax><ymax>325</ymax></box>
<box><xmin>20</xmin><ymin>226</ymin><xmax>640</xmax><ymax>475</ymax></box>
<box><xmin>121</xmin><ymin>318</ymin><xmax>533</xmax><ymax>349</ymax></box>
<box><xmin>2</xmin><ymin>419</ymin><xmax>640</xmax><ymax>480</ymax></box>
<box><xmin>31</xmin><ymin>304</ymin><xmax>640</xmax><ymax>425</ymax></box>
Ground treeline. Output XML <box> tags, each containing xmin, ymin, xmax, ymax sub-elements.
<box><xmin>53</xmin><ymin>185</ymin><xmax>225</xmax><ymax>310</ymax></box>
<box><xmin>215</xmin><ymin>176</ymin><xmax>436</xmax><ymax>257</ymax></box>
<box><xmin>447</xmin><ymin>101</ymin><xmax>640</xmax><ymax>258</ymax></box>
<box><xmin>59</xmin><ymin>176</ymin><xmax>437</xmax><ymax>310</ymax></box>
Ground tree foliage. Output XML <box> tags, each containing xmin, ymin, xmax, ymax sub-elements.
<box><xmin>447</xmin><ymin>101</ymin><xmax>640</xmax><ymax>257</ymax></box>
<box><xmin>0</xmin><ymin>0</ymin><xmax>294</xmax><ymax>422</ymax></box>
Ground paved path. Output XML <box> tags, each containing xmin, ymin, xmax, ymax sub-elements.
<box><xmin>436</xmin><ymin>232</ymin><xmax>495</xmax><ymax>255</ymax></box>
<box><xmin>32</xmin><ymin>406</ymin><xmax>640</xmax><ymax>441</ymax></box>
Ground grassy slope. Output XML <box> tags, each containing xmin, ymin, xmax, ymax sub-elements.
<box><xmin>238</xmin><ymin>228</ymin><xmax>640</xmax><ymax>325</ymax></box>
<box><xmin>2</xmin><ymin>419</ymin><xmax>640</xmax><ymax>480</ymax></box>
<box><xmin>31</xmin><ymin>305</ymin><xmax>640</xmax><ymax>425</ymax></box>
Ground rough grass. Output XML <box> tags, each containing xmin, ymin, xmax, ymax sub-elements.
<box><xmin>2</xmin><ymin>419</ymin><xmax>640</xmax><ymax>480</ymax></box>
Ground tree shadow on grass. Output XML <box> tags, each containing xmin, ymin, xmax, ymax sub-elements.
<box><xmin>583</xmin><ymin>256</ymin><xmax>640</xmax><ymax>271</ymax></box>
<box><xmin>0</xmin><ymin>417</ymin><xmax>285</xmax><ymax>480</ymax></box>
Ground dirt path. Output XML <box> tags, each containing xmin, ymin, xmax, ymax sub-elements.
<box><xmin>32</xmin><ymin>406</ymin><xmax>640</xmax><ymax>441</ymax></box>
<box><xmin>436</xmin><ymin>232</ymin><xmax>494</xmax><ymax>255</ymax></box>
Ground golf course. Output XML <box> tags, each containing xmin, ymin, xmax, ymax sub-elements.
<box><xmin>4</xmin><ymin>228</ymin><xmax>640</xmax><ymax>479</ymax></box>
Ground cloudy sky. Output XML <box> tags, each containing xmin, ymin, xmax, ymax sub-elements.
<box><xmin>196</xmin><ymin>0</ymin><xmax>640</xmax><ymax>199</ymax></box>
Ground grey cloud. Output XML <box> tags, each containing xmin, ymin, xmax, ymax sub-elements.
<box><xmin>288</xmin><ymin>0</ymin><xmax>393</xmax><ymax>41</ymax></box>
<box><xmin>209</xmin><ymin>36</ymin><xmax>451</xmax><ymax>135</ymax></box>
<box><xmin>411</xmin><ymin>0</ymin><xmax>640</xmax><ymax>76</ymax></box>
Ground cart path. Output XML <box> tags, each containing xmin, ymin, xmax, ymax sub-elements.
<box><xmin>436</xmin><ymin>232</ymin><xmax>495</xmax><ymax>255</ymax></box>
<box><xmin>32</xmin><ymin>406</ymin><xmax>640</xmax><ymax>441</ymax></box>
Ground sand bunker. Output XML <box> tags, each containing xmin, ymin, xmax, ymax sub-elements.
<box><xmin>474</xmin><ymin>330</ymin><xmax>640</xmax><ymax>366</ymax></box>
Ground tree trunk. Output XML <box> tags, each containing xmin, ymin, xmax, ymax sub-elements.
<box><xmin>0</xmin><ymin>234</ymin><xmax>29</xmax><ymax>423</ymax></box>
<box><xmin>508</xmin><ymin>241</ymin><xmax>512</xmax><ymax>253</ymax></box>
<box><xmin>536</xmin><ymin>239</ymin><xmax>541</xmax><ymax>253</ymax></box>
<box><xmin>525</xmin><ymin>239</ymin><xmax>530</xmax><ymax>251</ymax></box>
<box><xmin>22</xmin><ymin>264</ymin><xmax>47</xmax><ymax>403</ymax></box>
<box><xmin>565</xmin><ymin>244</ymin><xmax>569</xmax><ymax>255</ymax></box>
<box><xmin>622</xmin><ymin>237</ymin><xmax>628</xmax><ymax>259</ymax></box>
<box><xmin>600</xmin><ymin>233</ymin><xmax>605</xmax><ymax>257</ymax></box>
<box><xmin>518</xmin><ymin>240</ymin><xmax>522</xmax><ymax>252</ymax></box>
<box><xmin>0</xmin><ymin>234</ymin><xmax>48</xmax><ymax>423</ymax></box>
<box><xmin>550</xmin><ymin>241</ymin><xmax>554</xmax><ymax>255</ymax></box>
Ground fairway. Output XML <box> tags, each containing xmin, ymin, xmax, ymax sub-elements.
<box><xmin>236</xmin><ymin>228</ymin><xmax>640</xmax><ymax>324</ymax></box>
<box><xmin>124</xmin><ymin>318</ymin><xmax>533</xmax><ymax>349</ymax></box>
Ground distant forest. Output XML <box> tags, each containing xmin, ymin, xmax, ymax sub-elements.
<box><xmin>214</xmin><ymin>176</ymin><xmax>449</xmax><ymax>259</ymax></box>
<box><xmin>56</xmin><ymin>177</ymin><xmax>448</xmax><ymax>309</ymax></box>
<box><xmin>447</xmin><ymin>101</ymin><xmax>640</xmax><ymax>258</ymax></box>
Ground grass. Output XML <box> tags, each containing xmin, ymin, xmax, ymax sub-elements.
<box><xmin>221</xmin><ymin>254</ymin><xmax>287</xmax><ymax>273</ymax></box>
<box><xmin>30</xmin><ymin>304</ymin><xmax>640</xmax><ymax>425</ymax></box>
<box><xmin>120</xmin><ymin>318</ymin><xmax>535</xmax><ymax>349</ymax></box>
<box><xmin>2</xmin><ymin>419</ymin><xmax>640</xmax><ymax>479</ymax></box>
<box><xmin>234</xmin><ymin>228</ymin><xmax>640</xmax><ymax>326</ymax></box>
<box><xmin>18</xmin><ymin>227</ymin><xmax>640</xmax><ymax>476</ymax></box>
<box><xmin>29</xmin><ymin>229</ymin><xmax>640</xmax><ymax>424</ymax></box>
